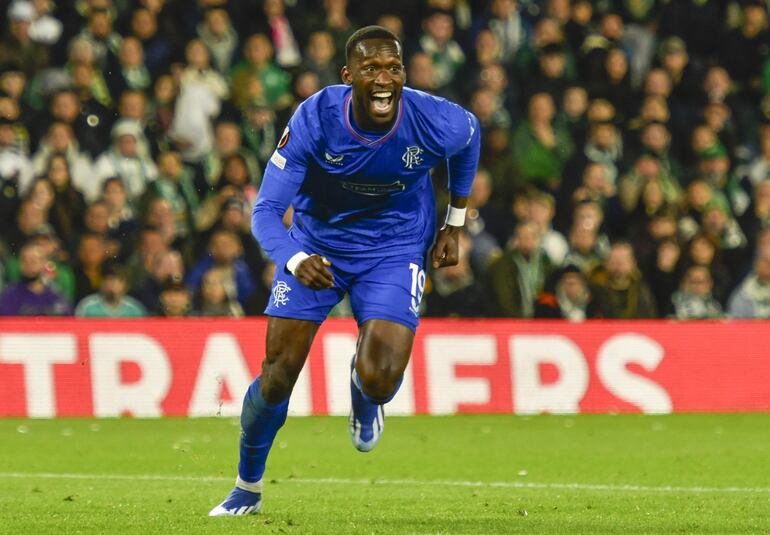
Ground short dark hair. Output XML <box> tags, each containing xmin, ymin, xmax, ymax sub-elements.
<box><xmin>345</xmin><ymin>25</ymin><xmax>402</xmax><ymax>64</ymax></box>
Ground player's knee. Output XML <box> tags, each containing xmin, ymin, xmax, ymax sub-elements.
<box><xmin>357</xmin><ymin>363</ymin><xmax>401</xmax><ymax>401</ymax></box>
<box><xmin>260</xmin><ymin>357</ymin><xmax>303</xmax><ymax>403</ymax></box>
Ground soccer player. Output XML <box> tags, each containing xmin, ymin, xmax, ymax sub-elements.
<box><xmin>209</xmin><ymin>26</ymin><xmax>480</xmax><ymax>516</ymax></box>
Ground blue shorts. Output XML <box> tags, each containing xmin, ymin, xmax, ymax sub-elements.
<box><xmin>264</xmin><ymin>251</ymin><xmax>427</xmax><ymax>332</ymax></box>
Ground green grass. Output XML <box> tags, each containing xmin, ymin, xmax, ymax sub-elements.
<box><xmin>1</xmin><ymin>415</ymin><xmax>769</xmax><ymax>534</ymax></box>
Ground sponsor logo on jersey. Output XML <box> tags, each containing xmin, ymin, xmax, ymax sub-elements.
<box><xmin>270</xmin><ymin>150</ymin><xmax>286</xmax><ymax>170</ymax></box>
<box><xmin>324</xmin><ymin>151</ymin><xmax>345</xmax><ymax>165</ymax></box>
<box><xmin>402</xmin><ymin>146</ymin><xmax>424</xmax><ymax>169</ymax></box>
<box><xmin>277</xmin><ymin>126</ymin><xmax>290</xmax><ymax>149</ymax></box>
<box><xmin>272</xmin><ymin>280</ymin><xmax>291</xmax><ymax>307</ymax></box>
<box><xmin>341</xmin><ymin>180</ymin><xmax>405</xmax><ymax>196</ymax></box>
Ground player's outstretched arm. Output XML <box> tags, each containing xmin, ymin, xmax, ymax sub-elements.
<box><xmin>431</xmin><ymin>195</ymin><xmax>467</xmax><ymax>269</ymax></box>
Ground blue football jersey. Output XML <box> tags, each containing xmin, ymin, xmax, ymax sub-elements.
<box><xmin>252</xmin><ymin>85</ymin><xmax>480</xmax><ymax>271</ymax></box>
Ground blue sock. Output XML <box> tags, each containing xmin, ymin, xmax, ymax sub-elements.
<box><xmin>237</xmin><ymin>376</ymin><xmax>289</xmax><ymax>484</ymax></box>
<box><xmin>352</xmin><ymin>365</ymin><xmax>403</xmax><ymax>405</ymax></box>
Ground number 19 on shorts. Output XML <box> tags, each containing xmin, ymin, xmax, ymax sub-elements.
<box><xmin>409</xmin><ymin>263</ymin><xmax>425</xmax><ymax>317</ymax></box>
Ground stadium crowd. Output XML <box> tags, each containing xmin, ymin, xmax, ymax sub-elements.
<box><xmin>1</xmin><ymin>0</ymin><xmax>770</xmax><ymax>320</ymax></box>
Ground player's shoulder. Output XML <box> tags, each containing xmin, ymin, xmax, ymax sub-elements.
<box><xmin>287</xmin><ymin>85</ymin><xmax>350</xmax><ymax>143</ymax></box>
<box><xmin>292</xmin><ymin>85</ymin><xmax>350</xmax><ymax>122</ymax></box>
<box><xmin>402</xmin><ymin>88</ymin><xmax>477</xmax><ymax>153</ymax></box>
<box><xmin>402</xmin><ymin>87</ymin><xmax>467</xmax><ymax>117</ymax></box>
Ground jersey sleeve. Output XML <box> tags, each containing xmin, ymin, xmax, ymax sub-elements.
<box><xmin>441</xmin><ymin>102</ymin><xmax>481</xmax><ymax>198</ymax></box>
<box><xmin>251</xmin><ymin>102</ymin><xmax>315</xmax><ymax>271</ymax></box>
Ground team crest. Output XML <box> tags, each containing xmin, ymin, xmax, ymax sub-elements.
<box><xmin>272</xmin><ymin>280</ymin><xmax>291</xmax><ymax>307</ymax></box>
<box><xmin>277</xmin><ymin>126</ymin><xmax>290</xmax><ymax>149</ymax></box>
<box><xmin>402</xmin><ymin>146</ymin><xmax>424</xmax><ymax>169</ymax></box>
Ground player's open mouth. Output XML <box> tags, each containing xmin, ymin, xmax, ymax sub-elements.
<box><xmin>370</xmin><ymin>91</ymin><xmax>394</xmax><ymax>115</ymax></box>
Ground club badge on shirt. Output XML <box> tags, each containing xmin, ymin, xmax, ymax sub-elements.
<box><xmin>402</xmin><ymin>146</ymin><xmax>424</xmax><ymax>169</ymax></box>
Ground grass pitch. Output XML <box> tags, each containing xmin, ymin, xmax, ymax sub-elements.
<box><xmin>1</xmin><ymin>415</ymin><xmax>769</xmax><ymax>534</ymax></box>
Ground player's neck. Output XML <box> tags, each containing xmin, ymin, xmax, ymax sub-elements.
<box><xmin>349</xmin><ymin>100</ymin><xmax>395</xmax><ymax>134</ymax></box>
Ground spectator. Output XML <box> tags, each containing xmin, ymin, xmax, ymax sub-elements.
<box><xmin>30</xmin><ymin>122</ymin><xmax>93</xmax><ymax>196</ymax></box>
<box><xmin>718</xmin><ymin>1</ymin><xmax>769</xmax><ymax>104</ymax></box>
<box><xmin>319</xmin><ymin>0</ymin><xmax>357</xmax><ymax>69</ymax></box>
<box><xmin>101</xmin><ymin>177</ymin><xmax>137</xmax><ymax>244</ymax></box>
<box><xmin>106</xmin><ymin>36</ymin><xmax>151</xmax><ymax>98</ymax></box>
<box><xmin>479</xmin><ymin>125</ymin><xmax>521</xmax><ymax>210</ymax></box>
<box><xmin>669</xmin><ymin>265</ymin><xmax>724</xmax><ymax>319</ymax></box>
<box><xmin>727</xmin><ymin>252</ymin><xmax>770</xmax><ymax>318</ymax></box>
<box><xmin>645</xmin><ymin>236</ymin><xmax>683</xmax><ymax>315</ymax></box>
<box><xmin>143</xmin><ymin>151</ymin><xmax>197</xmax><ymax>239</ymax></box>
<box><xmin>424</xmin><ymin>232</ymin><xmax>488</xmax><ymax>317</ymax></box>
<box><xmin>560</xmin><ymin>85</ymin><xmax>589</xmax><ymax>148</ymax></box>
<box><xmin>526</xmin><ymin>42</ymin><xmax>571</xmax><ymax>107</ymax></box>
<box><xmin>683</xmin><ymin>232</ymin><xmax>733</xmax><ymax>305</ymax></box>
<box><xmin>301</xmin><ymin>31</ymin><xmax>338</xmax><ymax>89</ymax></box>
<box><xmin>199</xmin><ymin>195</ymin><xmax>266</xmax><ymax>280</ymax></box>
<box><xmin>147</xmin><ymin>74</ymin><xmax>177</xmax><ymax>152</ymax></box>
<box><xmin>193</xmin><ymin>266</ymin><xmax>244</xmax><ymax>317</ymax></box>
<box><xmin>132</xmin><ymin>248</ymin><xmax>184</xmax><ymax>312</ymax></box>
<box><xmin>512</xmin><ymin>92</ymin><xmax>574</xmax><ymax>191</ymax></box>
<box><xmin>3</xmin><ymin>225</ymin><xmax>75</xmax><ymax>302</ymax></box>
<box><xmin>0</xmin><ymin>116</ymin><xmax>33</xmax><ymax>194</ymax></box>
<box><xmin>197</xmin><ymin>8</ymin><xmax>238</xmax><ymax>74</ymax></box>
<box><xmin>45</xmin><ymin>154</ymin><xmax>87</xmax><ymax>244</ymax></box>
<box><xmin>129</xmin><ymin>7</ymin><xmax>171</xmax><ymax>76</ymax></box>
<box><xmin>75</xmin><ymin>263</ymin><xmax>146</xmax><ymax>317</ymax></box>
<box><xmin>72</xmin><ymin>232</ymin><xmax>108</xmax><ymax>302</ymax></box>
<box><xmin>157</xmin><ymin>279</ymin><xmax>192</xmax><ymax>317</ymax></box>
<box><xmin>0</xmin><ymin>242</ymin><xmax>71</xmax><ymax>315</ymax></box>
<box><xmin>5</xmin><ymin>198</ymin><xmax>51</xmax><ymax>254</ymax></box>
<box><xmin>229</xmin><ymin>33</ymin><xmax>292</xmax><ymax>112</ymax></box>
<box><xmin>196</xmin><ymin>154</ymin><xmax>257</xmax><ymax>233</ymax></box>
<box><xmin>525</xmin><ymin>190</ymin><xmax>567</xmax><ymax>266</ymax></box>
<box><xmin>93</xmin><ymin>120</ymin><xmax>159</xmax><ymax>201</ymax></box>
<box><xmin>76</xmin><ymin>6</ymin><xmax>121</xmax><ymax>70</ymax></box>
<box><xmin>203</xmin><ymin>121</ymin><xmax>260</xmax><ymax>191</ymax></box>
<box><xmin>244</xmin><ymin>261</ymin><xmax>276</xmax><ymax>316</ymax></box>
<box><xmin>589</xmin><ymin>241</ymin><xmax>657</xmax><ymax>318</ymax></box>
<box><xmin>44</xmin><ymin>90</ymin><xmax>103</xmax><ymax>159</ymax></box>
<box><xmin>479</xmin><ymin>0</ymin><xmax>527</xmax><ymax>64</ymax></box>
<box><xmin>534</xmin><ymin>264</ymin><xmax>608</xmax><ymax>320</ymax></box>
<box><xmin>486</xmin><ymin>221</ymin><xmax>555</xmax><ymax>317</ymax></box>
<box><xmin>241</xmin><ymin>100</ymin><xmax>278</xmax><ymax>170</ymax></box>
<box><xmin>560</xmin><ymin>120</ymin><xmax>624</xmax><ymax>215</ymax></box>
<box><xmin>464</xmin><ymin>168</ymin><xmax>507</xmax><ymax>261</ymax></box>
<box><xmin>563</xmin><ymin>221</ymin><xmax>607</xmax><ymax>275</ymax></box>
<box><xmin>26</xmin><ymin>0</ymin><xmax>62</xmax><ymax>47</ymax></box>
<box><xmin>179</xmin><ymin>39</ymin><xmax>229</xmax><ymax>101</ymax></box>
<box><xmin>0</xmin><ymin>1</ymin><xmax>50</xmax><ymax>77</ymax></box>
<box><xmin>186</xmin><ymin>229</ymin><xmax>256</xmax><ymax>307</ymax></box>
<box><xmin>260</xmin><ymin>0</ymin><xmax>301</xmax><ymax>69</ymax></box>
<box><xmin>418</xmin><ymin>9</ymin><xmax>465</xmax><ymax>91</ymax></box>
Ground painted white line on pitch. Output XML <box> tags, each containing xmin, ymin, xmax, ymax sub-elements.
<box><xmin>0</xmin><ymin>472</ymin><xmax>768</xmax><ymax>495</ymax></box>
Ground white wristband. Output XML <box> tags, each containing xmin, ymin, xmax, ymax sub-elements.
<box><xmin>445</xmin><ymin>205</ymin><xmax>467</xmax><ymax>227</ymax></box>
<box><xmin>286</xmin><ymin>251</ymin><xmax>310</xmax><ymax>275</ymax></box>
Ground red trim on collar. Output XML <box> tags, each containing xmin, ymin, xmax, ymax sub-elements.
<box><xmin>344</xmin><ymin>93</ymin><xmax>403</xmax><ymax>146</ymax></box>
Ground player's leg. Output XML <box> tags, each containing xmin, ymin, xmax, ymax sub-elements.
<box><xmin>210</xmin><ymin>317</ymin><xmax>319</xmax><ymax>516</ymax></box>
<box><xmin>347</xmin><ymin>255</ymin><xmax>424</xmax><ymax>452</ymax></box>
<box><xmin>349</xmin><ymin>319</ymin><xmax>414</xmax><ymax>451</ymax></box>
<box><xmin>211</xmin><ymin>255</ymin><xmax>348</xmax><ymax>515</ymax></box>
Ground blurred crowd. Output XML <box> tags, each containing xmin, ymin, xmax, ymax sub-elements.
<box><xmin>2</xmin><ymin>0</ymin><xmax>770</xmax><ymax>320</ymax></box>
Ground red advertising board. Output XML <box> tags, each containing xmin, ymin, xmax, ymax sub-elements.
<box><xmin>0</xmin><ymin>318</ymin><xmax>768</xmax><ymax>417</ymax></box>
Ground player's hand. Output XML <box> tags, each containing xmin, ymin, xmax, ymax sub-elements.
<box><xmin>431</xmin><ymin>225</ymin><xmax>461</xmax><ymax>269</ymax></box>
<box><xmin>295</xmin><ymin>254</ymin><xmax>335</xmax><ymax>290</ymax></box>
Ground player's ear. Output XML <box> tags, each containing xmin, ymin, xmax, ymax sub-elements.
<box><xmin>341</xmin><ymin>66</ymin><xmax>352</xmax><ymax>85</ymax></box>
